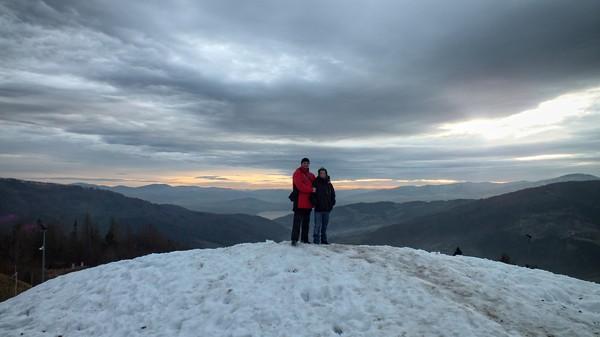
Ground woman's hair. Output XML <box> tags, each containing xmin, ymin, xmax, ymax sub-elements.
<box><xmin>318</xmin><ymin>167</ymin><xmax>328</xmax><ymax>175</ymax></box>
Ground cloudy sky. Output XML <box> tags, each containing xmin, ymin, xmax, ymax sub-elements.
<box><xmin>1</xmin><ymin>0</ymin><xmax>600</xmax><ymax>189</ymax></box>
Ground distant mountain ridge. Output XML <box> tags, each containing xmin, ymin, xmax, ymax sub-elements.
<box><xmin>73</xmin><ymin>183</ymin><xmax>293</xmax><ymax>215</ymax></box>
<box><xmin>274</xmin><ymin>199</ymin><xmax>474</xmax><ymax>237</ymax></box>
<box><xmin>341</xmin><ymin>173</ymin><xmax>600</xmax><ymax>204</ymax></box>
<box><xmin>0</xmin><ymin>178</ymin><xmax>288</xmax><ymax>248</ymax></box>
<box><xmin>71</xmin><ymin>173</ymin><xmax>599</xmax><ymax>215</ymax></box>
<box><xmin>357</xmin><ymin>180</ymin><xmax>600</xmax><ymax>282</ymax></box>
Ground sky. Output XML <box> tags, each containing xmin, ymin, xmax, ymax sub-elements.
<box><xmin>1</xmin><ymin>0</ymin><xmax>600</xmax><ymax>189</ymax></box>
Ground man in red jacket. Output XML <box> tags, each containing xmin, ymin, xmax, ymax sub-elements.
<box><xmin>291</xmin><ymin>157</ymin><xmax>316</xmax><ymax>246</ymax></box>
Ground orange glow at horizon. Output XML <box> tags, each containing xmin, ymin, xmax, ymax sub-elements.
<box><xmin>23</xmin><ymin>171</ymin><xmax>463</xmax><ymax>190</ymax></box>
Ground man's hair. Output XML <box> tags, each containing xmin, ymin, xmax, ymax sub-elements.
<box><xmin>301</xmin><ymin>157</ymin><xmax>310</xmax><ymax>164</ymax></box>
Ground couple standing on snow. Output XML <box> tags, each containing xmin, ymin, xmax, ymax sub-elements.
<box><xmin>290</xmin><ymin>157</ymin><xmax>336</xmax><ymax>246</ymax></box>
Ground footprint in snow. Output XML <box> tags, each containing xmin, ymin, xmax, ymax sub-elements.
<box><xmin>300</xmin><ymin>290</ymin><xmax>310</xmax><ymax>302</ymax></box>
<box><xmin>333</xmin><ymin>325</ymin><xmax>343</xmax><ymax>335</ymax></box>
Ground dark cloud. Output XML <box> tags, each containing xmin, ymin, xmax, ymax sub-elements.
<box><xmin>1</xmin><ymin>0</ymin><xmax>599</xmax><ymax>185</ymax></box>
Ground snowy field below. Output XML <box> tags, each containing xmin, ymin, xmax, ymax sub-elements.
<box><xmin>1</xmin><ymin>242</ymin><xmax>599</xmax><ymax>337</ymax></box>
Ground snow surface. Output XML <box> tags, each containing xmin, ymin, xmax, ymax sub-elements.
<box><xmin>1</xmin><ymin>242</ymin><xmax>599</xmax><ymax>337</ymax></box>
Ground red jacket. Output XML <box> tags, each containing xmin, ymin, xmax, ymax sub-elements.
<box><xmin>293</xmin><ymin>167</ymin><xmax>316</xmax><ymax>209</ymax></box>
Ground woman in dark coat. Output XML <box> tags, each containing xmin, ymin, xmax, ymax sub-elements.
<box><xmin>311</xmin><ymin>167</ymin><xmax>336</xmax><ymax>244</ymax></box>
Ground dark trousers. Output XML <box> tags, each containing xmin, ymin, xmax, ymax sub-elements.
<box><xmin>291</xmin><ymin>208</ymin><xmax>312</xmax><ymax>243</ymax></box>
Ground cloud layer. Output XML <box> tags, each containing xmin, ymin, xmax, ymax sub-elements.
<box><xmin>1</xmin><ymin>0</ymin><xmax>600</xmax><ymax>187</ymax></box>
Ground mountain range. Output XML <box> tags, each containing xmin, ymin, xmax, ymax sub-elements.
<box><xmin>0</xmin><ymin>178</ymin><xmax>287</xmax><ymax>248</ymax></box>
<box><xmin>356</xmin><ymin>180</ymin><xmax>600</xmax><ymax>282</ymax></box>
<box><xmin>339</xmin><ymin>173</ymin><xmax>599</xmax><ymax>204</ymax></box>
<box><xmin>274</xmin><ymin>199</ymin><xmax>474</xmax><ymax>237</ymax></box>
<box><xmin>2</xmin><ymin>175</ymin><xmax>599</xmax><ymax>282</ymax></box>
<box><xmin>72</xmin><ymin>173</ymin><xmax>598</xmax><ymax>216</ymax></box>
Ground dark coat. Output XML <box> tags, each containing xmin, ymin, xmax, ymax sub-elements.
<box><xmin>311</xmin><ymin>176</ymin><xmax>336</xmax><ymax>212</ymax></box>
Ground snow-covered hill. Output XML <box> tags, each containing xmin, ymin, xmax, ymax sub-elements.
<box><xmin>1</xmin><ymin>242</ymin><xmax>599</xmax><ymax>337</ymax></box>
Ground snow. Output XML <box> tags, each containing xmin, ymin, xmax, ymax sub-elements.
<box><xmin>1</xmin><ymin>242</ymin><xmax>599</xmax><ymax>337</ymax></box>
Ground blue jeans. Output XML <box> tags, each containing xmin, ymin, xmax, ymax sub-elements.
<box><xmin>313</xmin><ymin>211</ymin><xmax>330</xmax><ymax>244</ymax></box>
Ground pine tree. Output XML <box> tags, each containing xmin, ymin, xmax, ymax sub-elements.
<box><xmin>105</xmin><ymin>217</ymin><xmax>119</xmax><ymax>246</ymax></box>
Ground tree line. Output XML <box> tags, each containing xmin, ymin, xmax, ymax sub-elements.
<box><xmin>0</xmin><ymin>213</ymin><xmax>180</xmax><ymax>289</ymax></box>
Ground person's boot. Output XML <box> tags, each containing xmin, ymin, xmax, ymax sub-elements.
<box><xmin>291</xmin><ymin>241</ymin><xmax>298</xmax><ymax>246</ymax></box>
<box><xmin>321</xmin><ymin>240</ymin><xmax>329</xmax><ymax>245</ymax></box>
